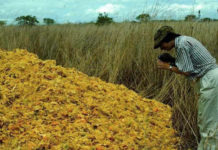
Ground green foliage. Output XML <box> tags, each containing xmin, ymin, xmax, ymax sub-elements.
<box><xmin>123</xmin><ymin>20</ymin><xmax>137</xmax><ymax>24</ymax></box>
<box><xmin>43</xmin><ymin>18</ymin><xmax>55</xmax><ymax>25</ymax></box>
<box><xmin>200</xmin><ymin>18</ymin><xmax>212</xmax><ymax>22</ymax></box>
<box><xmin>0</xmin><ymin>20</ymin><xmax>6</xmax><ymax>26</ymax></box>
<box><xmin>15</xmin><ymin>15</ymin><xmax>39</xmax><ymax>26</ymax></box>
<box><xmin>185</xmin><ymin>15</ymin><xmax>197</xmax><ymax>21</ymax></box>
<box><xmin>136</xmin><ymin>13</ymin><xmax>150</xmax><ymax>22</ymax></box>
<box><xmin>96</xmin><ymin>13</ymin><xmax>113</xmax><ymax>25</ymax></box>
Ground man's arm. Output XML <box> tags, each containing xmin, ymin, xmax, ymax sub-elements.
<box><xmin>157</xmin><ymin>60</ymin><xmax>190</xmax><ymax>77</ymax></box>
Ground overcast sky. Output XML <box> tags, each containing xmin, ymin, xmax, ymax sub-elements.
<box><xmin>0</xmin><ymin>0</ymin><xmax>217</xmax><ymax>24</ymax></box>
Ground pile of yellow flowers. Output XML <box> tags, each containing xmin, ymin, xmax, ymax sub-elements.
<box><xmin>0</xmin><ymin>49</ymin><xmax>180</xmax><ymax>150</ymax></box>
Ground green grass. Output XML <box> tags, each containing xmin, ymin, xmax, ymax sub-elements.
<box><xmin>0</xmin><ymin>22</ymin><xmax>217</xmax><ymax>149</ymax></box>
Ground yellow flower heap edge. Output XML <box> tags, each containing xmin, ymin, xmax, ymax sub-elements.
<box><xmin>0</xmin><ymin>49</ymin><xmax>180</xmax><ymax>150</ymax></box>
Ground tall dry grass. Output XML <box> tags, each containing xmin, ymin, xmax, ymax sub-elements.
<box><xmin>0</xmin><ymin>22</ymin><xmax>217</xmax><ymax>149</ymax></box>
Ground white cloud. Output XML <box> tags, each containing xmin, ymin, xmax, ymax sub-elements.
<box><xmin>86</xmin><ymin>9</ymin><xmax>96</xmax><ymax>14</ymax></box>
<box><xmin>96</xmin><ymin>3</ymin><xmax>124</xmax><ymax>13</ymax></box>
<box><xmin>196</xmin><ymin>4</ymin><xmax>203</xmax><ymax>10</ymax></box>
<box><xmin>170</xmin><ymin>4</ymin><xmax>192</xmax><ymax>9</ymax></box>
<box><xmin>0</xmin><ymin>0</ymin><xmax>217</xmax><ymax>24</ymax></box>
<box><xmin>157</xmin><ymin>2</ymin><xmax>217</xmax><ymax>19</ymax></box>
<box><xmin>86</xmin><ymin>3</ymin><xmax>124</xmax><ymax>16</ymax></box>
<box><xmin>64</xmin><ymin>13</ymin><xmax>73</xmax><ymax>17</ymax></box>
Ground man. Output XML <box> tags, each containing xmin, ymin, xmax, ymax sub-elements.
<box><xmin>154</xmin><ymin>26</ymin><xmax>218</xmax><ymax>150</ymax></box>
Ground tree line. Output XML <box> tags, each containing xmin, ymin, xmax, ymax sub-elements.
<box><xmin>0</xmin><ymin>13</ymin><xmax>217</xmax><ymax>26</ymax></box>
<box><xmin>0</xmin><ymin>16</ymin><xmax>55</xmax><ymax>26</ymax></box>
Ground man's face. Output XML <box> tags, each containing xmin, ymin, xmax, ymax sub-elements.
<box><xmin>160</xmin><ymin>42</ymin><xmax>173</xmax><ymax>51</ymax></box>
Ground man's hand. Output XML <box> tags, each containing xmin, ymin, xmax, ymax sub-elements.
<box><xmin>157</xmin><ymin>59</ymin><xmax>190</xmax><ymax>76</ymax></box>
<box><xmin>157</xmin><ymin>59</ymin><xmax>170</xmax><ymax>70</ymax></box>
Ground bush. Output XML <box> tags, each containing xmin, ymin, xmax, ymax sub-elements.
<box><xmin>0</xmin><ymin>21</ymin><xmax>6</xmax><ymax>26</ymax></box>
<box><xmin>96</xmin><ymin>13</ymin><xmax>114</xmax><ymax>25</ymax></box>
<box><xmin>43</xmin><ymin>18</ymin><xmax>55</xmax><ymax>25</ymax></box>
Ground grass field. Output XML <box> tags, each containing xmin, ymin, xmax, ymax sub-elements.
<box><xmin>0</xmin><ymin>22</ymin><xmax>217</xmax><ymax>149</ymax></box>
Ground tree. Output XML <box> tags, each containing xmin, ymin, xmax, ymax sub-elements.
<box><xmin>136</xmin><ymin>13</ymin><xmax>150</xmax><ymax>22</ymax></box>
<box><xmin>0</xmin><ymin>21</ymin><xmax>6</xmax><ymax>26</ymax></box>
<box><xmin>200</xmin><ymin>18</ymin><xmax>212</xmax><ymax>22</ymax></box>
<box><xmin>15</xmin><ymin>15</ymin><xmax>39</xmax><ymax>26</ymax></box>
<box><xmin>96</xmin><ymin>13</ymin><xmax>113</xmax><ymax>25</ymax></box>
<box><xmin>43</xmin><ymin>18</ymin><xmax>55</xmax><ymax>25</ymax></box>
<box><xmin>185</xmin><ymin>15</ymin><xmax>197</xmax><ymax>21</ymax></box>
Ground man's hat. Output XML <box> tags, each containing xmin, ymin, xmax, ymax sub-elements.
<box><xmin>154</xmin><ymin>26</ymin><xmax>175</xmax><ymax>49</ymax></box>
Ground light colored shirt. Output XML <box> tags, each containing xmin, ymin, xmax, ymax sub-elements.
<box><xmin>175</xmin><ymin>36</ymin><xmax>217</xmax><ymax>80</ymax></box>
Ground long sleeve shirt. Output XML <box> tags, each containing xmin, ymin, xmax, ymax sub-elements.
<box><xmin>175</xmin><ymin>36</ymin><xmax>217</xmax><ymax>80</ymax></box>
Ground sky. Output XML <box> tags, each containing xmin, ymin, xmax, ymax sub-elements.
<box><xmin>0</xmin><ymin>0</ymin><xmax>217</xmax><ymax>24</ymax></box>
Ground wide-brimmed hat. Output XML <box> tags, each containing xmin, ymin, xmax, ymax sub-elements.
<box><xmin>154</xmin><ymin>26</ymin><xmax>175</xmax><ymax>49</ymax></box>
